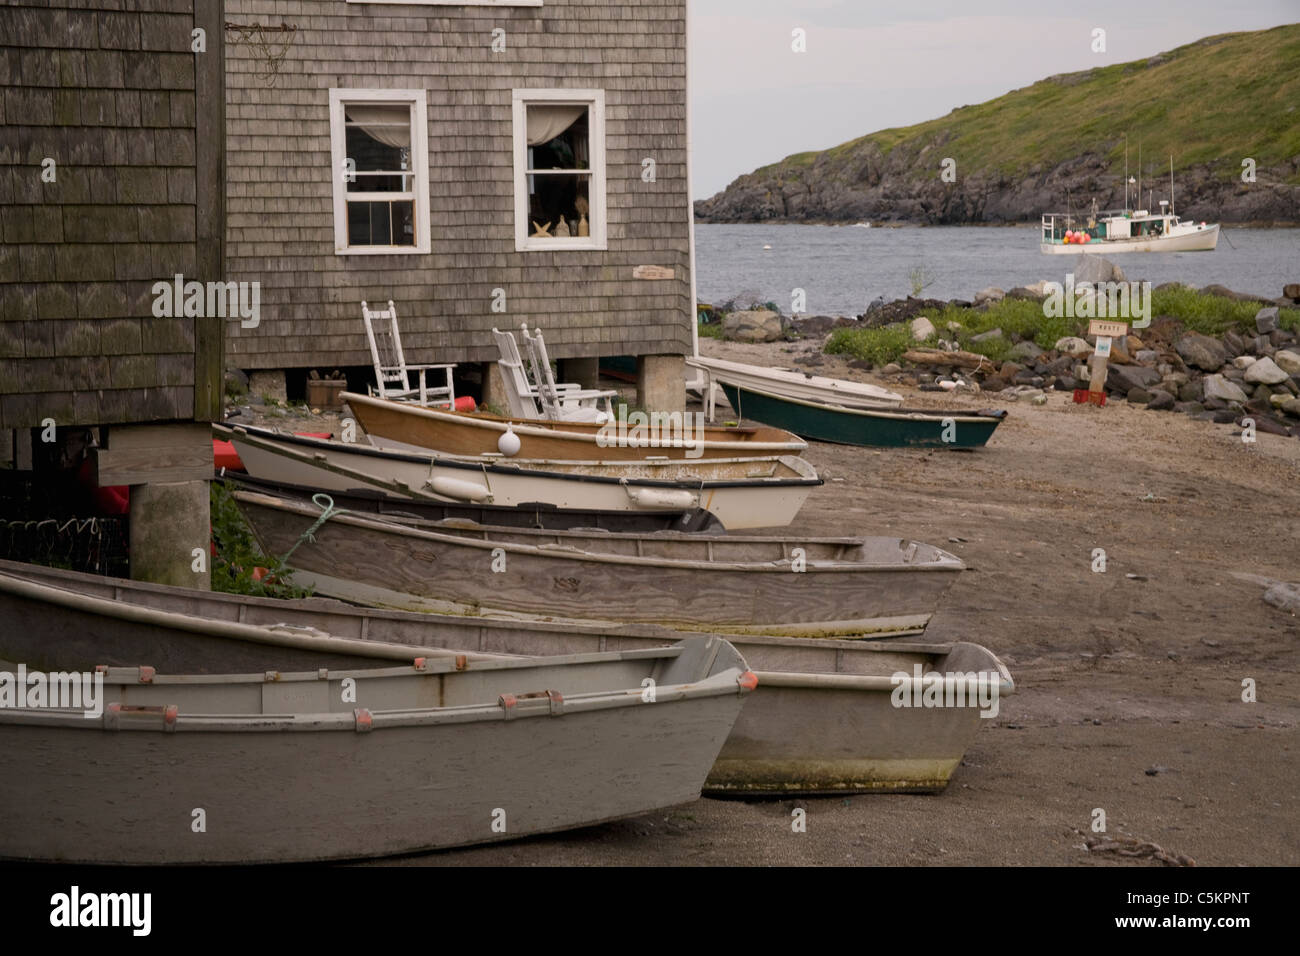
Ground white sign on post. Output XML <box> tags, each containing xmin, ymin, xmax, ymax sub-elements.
<box><xmin>1095</xmin><ymin>336</ymin><xmax>1113</xmax><ymax>358</ymax></box>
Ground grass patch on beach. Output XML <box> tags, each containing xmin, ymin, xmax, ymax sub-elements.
<box><xmin>824</xmin><ymin>290</ymin><xmax>1300</xmax><ymax>366</ymax></box>
<box><xmin>698</xmin><ymin>319</ymin><xmax>724</xmax><ymax>340</ymax></box>
<box><xmin>210</xmin><ymin>479</ymin><xmax>314</xmax><ymax>599</ymax></box>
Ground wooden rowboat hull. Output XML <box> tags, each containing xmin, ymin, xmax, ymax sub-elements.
<box><xmin>342</xmin><ymin>390</ymin><xmax>807</xmax><ymax>460</ymax></box>
<box><xmin>720</xmin><ymin>382</ymin><xmax>1006</xmax><ymax>448</ymax></box>
<box><xmin>0</xmin><ymin>560</ymin><xmax>1012</xmax><ymax>796</ymax></box>
<box><xmin>233</xmin><ymin>490</ymin><xmax>964</xmax><ymax>638</ymax></box>
<box><xmin>0</xmin><ymin>620</ymin><xmax>750</xmax><ymax>863</ymax></box>
<box><xmin>217</xmin><ymin>424</ymin><xmax>822</xmax><ymax>530</ymax></box>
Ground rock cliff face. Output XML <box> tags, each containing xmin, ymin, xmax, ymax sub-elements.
<box><xmin>695</xmin><ymin>26</ymin><xmax>1300</xmax><ymax>226</ymax></box>
<box><xmin>694</xmin><ymin>148</ymin><xmax>1300</xmax><ymax>226</ymax></box>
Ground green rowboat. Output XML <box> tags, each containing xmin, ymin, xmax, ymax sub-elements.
<box><xmin>719</xmin><ymin>382</ymin><xmax>1006</xmax><ymax>449</ymax></box>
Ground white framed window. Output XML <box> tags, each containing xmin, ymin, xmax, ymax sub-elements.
<box><xmin>512</xmin><ymin>89</ymin><xmax>606</xmax><ymax>252</ymax></box>
<box><xmin>328</xmin><ymin>89</ymin><xmax>431</xmax><ymax>255</ymax></box>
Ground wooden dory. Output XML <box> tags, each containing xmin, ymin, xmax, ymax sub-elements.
<box><xmin>0</xmin><ymin>560</ymin><xmax>1012</xmax><ymax>795</ymax></box>
<box><xmin>233</xmin><ymin>489</ymin><xmax>963</xmax><ymax>638</ymax></box>
<box><xmin>687</xmin><ymin>356</ymin><xmax>904</xmax><ymax>409</ymax></box>
<box><xmin>216</xmin><ymin>423</ymin><xmax>822</xmax><ymax>530</ymax></box>
<box><xmin>0</xmin><ymin>634</ymin><xmax>752</xmax><ymax>863</ymax></box>
<box><xmin>342</xmin><ymin>390</ymin><xmax>807</xmax><ymax>460</ymax></box>
<box><xmin>720</xmin><ymin>381</ymin><xmax>1008</xmax><ymax>449</ymax></box>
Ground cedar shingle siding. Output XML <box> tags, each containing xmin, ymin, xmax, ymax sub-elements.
<box><xmin>224</xmin><ymin>0</ymin><xmax>690</xmax><ymax>371</ymax></box>
<box><xmin>0</xmin><ymin>0</ymin><xmax>224</xmax><ymax>430</ymax></box>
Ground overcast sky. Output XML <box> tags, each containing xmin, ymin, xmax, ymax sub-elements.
<box><xmin>689</xmin><ymin>1</ymin><xmax>1299</xmax><ymax>199</ymax></box>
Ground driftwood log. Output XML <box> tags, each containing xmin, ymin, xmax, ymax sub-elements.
<box><xmin>902</xmin><ymin>349</ymin><xmax>997</xmax><ymax>372</ymax></box>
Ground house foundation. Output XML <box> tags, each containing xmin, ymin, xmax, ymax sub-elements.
<box><xmin>129</xmin><ymin>480</ymin><xmax>212</xmax><ymax>589</ymax></box>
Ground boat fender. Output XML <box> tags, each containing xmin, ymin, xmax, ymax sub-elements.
<box><xmin>619</xmin><ymin>478</ymin><xmax>698</xmax><ymax>510</ymax></box>
<box><xmin>427</xmin><ymin>476</ymin><xmax>493</xmax><ymax>502</ymax></box>
<box><xmin>738</xmin><ymin>671</ymin><xmax>759</xmax><ymax>691</ymax></box>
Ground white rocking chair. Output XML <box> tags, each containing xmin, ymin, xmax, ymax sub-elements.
<box><xmin>362</xmin><ymin>300</ymin><xmax>456</xmax><ymax>407</ymax></box>
<box><xmin>519</xmin><ymin>324</ymin><xmax>615</xmax><ymax>424</ymax></box>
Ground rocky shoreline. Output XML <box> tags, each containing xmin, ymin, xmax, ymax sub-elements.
<box><xmin>706</xmin><ymin>263</ymin><xmax>1300</xmax><ymax>438</ymax></box>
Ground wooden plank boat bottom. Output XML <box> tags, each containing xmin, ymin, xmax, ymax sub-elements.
<box><xmin>286</xmin><ymin>569</ymin><xmax>934</xmax><ymax>640</ymax></box>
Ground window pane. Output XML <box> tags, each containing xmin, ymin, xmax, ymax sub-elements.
<box><xmin>345</xmin><ymin>105</ymin><xmax>411</xmax><ymax>173</ymax></box>
<box><xmin>526</xmin><ymin>108</ymin><xmax>589</xmax><ymax>172</ymax></box>
<box><xmin>347</xmin><ymin>172</ymin><xmax>413</xmax><ymax>194</ymax></box>
<box><xmin>348</xmin><ymin>200</ymin><xmax>415</xmax><ymax>246</ymax></box>
<box><xmin>527</xmin><ymin>173</ymin><xmax>591</xmax><ymax>240</ymax></box>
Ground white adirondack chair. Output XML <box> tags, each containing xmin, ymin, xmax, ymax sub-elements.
<box><xmin>362</xmin><ymin>300</ymin><xmax>456</xmax><ymax>407</ymax></box>
<box><xmin>519</xmin><ymin>324</ymin><xmax>616</xmax><ymax>424</ymax></box>
<box><xmin>490</xmin><ymin>327</ymin><xmax>547</xmax><ymax>419</ymax></box>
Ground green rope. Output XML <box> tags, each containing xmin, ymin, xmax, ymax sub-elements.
<box><xmin>278</xmin><ymin>493</ymin><xmax>349</xmax><ymax>566</ymax></box>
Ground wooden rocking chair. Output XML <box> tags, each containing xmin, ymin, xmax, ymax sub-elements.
<box><xmin>362</xmin><ymin>300</ymin><xmax>456</xmax><ymax>407</ymax></box>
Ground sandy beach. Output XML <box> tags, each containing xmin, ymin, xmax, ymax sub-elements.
<box><xmin>333</xmin><ymin>338</ymin><xmax>1298</xmax><ymax>866</ymax></box>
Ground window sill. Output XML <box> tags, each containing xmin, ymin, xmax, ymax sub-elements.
<box><xmin>515</xmin><ymin>238</ymin><xmax>607</xmax><ymax>253</ymax></box>
<box><xmin>336</xmin><ymin>245</ymin><xmax>430</xmax><ymax>256</ymax></box>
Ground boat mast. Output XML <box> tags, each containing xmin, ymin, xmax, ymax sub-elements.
<box><xmin>1137</xmin><ymin>140</ymin><xmax>1142</xmax><ymax>210</ymax></box>
<box><xmin>1124</xmin><ymin>135</ymin><xmax>1129</xmax><ymax>210</ymax></box>
<box><xmin>1169</xmin><ymin>154</ymin><xmax>1175</xmax><ymax>217</ymax></box>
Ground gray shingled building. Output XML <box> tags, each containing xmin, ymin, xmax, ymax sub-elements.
<box><xmin>1</xmin><ymin>0</ymin><xmax>225</xmax><ymax>585</ymax></box>
<box><xmin>223</xmin><ymin>0</ymin><xmax>691</xmax><ymax>408</ymax></box>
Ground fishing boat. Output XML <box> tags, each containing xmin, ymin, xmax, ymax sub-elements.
<box><xmin>0</xmin><ymin>560</ymin><xmax>1012</xmax><ymax>795</ymax></box>
<box><xmin>718</xmin><ymin>381</ymin><xmax>1007</xmax><ymax>448</ymax></box>
<box><xmin>232</xmin><ymin>489</ymin><xmax>964</xmax><ymax>638</ymax></box>
<box><xmin>341</xmin><ymin>390</ymin><xmax>807</xmax><ymax>460</ymax></box>
<box><xmin>0</xmin><ymin>633</ymin><xmax>751</xmax><ymax>863</ymax></box>
<box><xmin>687</xmin><ymin>356</ymin><xmax>903</xmax><ymax>422</ymax></box>
<box><xmin>1041</xmin><ymin>158</ymin><xmax>1219</xmax><ymax>254</ymax></box>
<box><xmin>215</xmin><ymin>423</ymin><xmax>822</xmax><ymax>530</ymax></box>
<box><xmin>221</xmin><ymin>470</ymin><xmax>725</xmax><ymax>534</ymax></box>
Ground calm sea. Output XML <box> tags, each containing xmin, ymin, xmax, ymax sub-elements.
<box><xmin>695</xmin><ymin>224</ymin><xmax>1300</xmax><ymax>317</ymax></box>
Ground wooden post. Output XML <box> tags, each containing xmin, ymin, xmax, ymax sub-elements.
<box><xmin>1076</xmin><ymin>320</ymin><xmax>1129</xmax><ymax>406</ymax></box>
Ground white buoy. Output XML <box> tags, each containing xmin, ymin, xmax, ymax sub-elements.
<box><xmin>498</xmin><ymin>425</ymin><xmax>521</xmax><ymax>457</ymax></box>
<box><xmin>762</xmin><ymin>244</ymin><xmax>772</xmax><ymax>250</ymax></box>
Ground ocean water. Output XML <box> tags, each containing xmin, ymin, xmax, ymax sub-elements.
<box><xmin>695</xmin><ymin>224</ymin><xmax>1300</xmax><ymax>317</ymax></box>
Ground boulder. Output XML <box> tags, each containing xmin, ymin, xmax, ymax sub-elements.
<box><xmin>1055</xmin><ymin>375</ymin><xmax>1077</xmax><ymax>391</ymax></box>
<box><xmin>1223</xmin><ymin>329</ymin><xmax>1247</xmax><ymax>355</ymax></box>
<box><xmin>1146</xmin><ymin>390</ymin><xmax>1175</xmax><ymax>410</ymax></box>
<box><xmin>1005</xmin><ymin>286</ymin><xmax>1045</xmax><ymax>301</ymax></box>
<box><xmin>794</xmin><ymin>315</ymin><xmax>854</xmax><ymax>335</ymax></box>
<box><xmin>973</xmin><ymin>287</ymin><xmax>1005</xmax><ymax>306</ymax></box>
<box><xmin>1252</xmin><ymin>383</ymin><xmax>1274</xmax><ymax>402</ymax></box>
<box><xmin>1242</xmin><ymin>415</ymin><xmax>1292</xmax><ymax>437</ymax></box>
<box><xmin>1282</xmin><ymin>398</ymin><xmax>1300</xmax><ymax>418</ymax></box>
<box><xmin>1127</xmin><ymin>387</ymin><xmax>1152</xmax><ymax>404</ymax></box>
<box><xmin>1202</xmin><ymin>373</ymin><xmax>1248</xmax><ymax>405</ymax></box>
<box><xmin>1244</xmin><ymin>356</ymin><xmax>1289</xmax><ymax>385</ymax></box>
<box><xmin>1107</xmin><ymin>365</ymin><xmax>1160</xmax><ymax>394</ymax></box>
<box><xmin>971</xmin><ymin>328</ymin><xmax>1003</xmax><ymax>343</ymax></box>
<box><xmin>1255</xmin><ymin>306</ymin><xmax>1280</xmax><ymax>334</ymax></box>
<box><xmin>911</xmin><ymin>316</ymin><xmax>936</xmax><ymax>341</ymax></box>
<box><xmin>723</xmin><ymin>309</ymin><xmax>787</xmax><ymax>343</ymax></box>
<box><xmin>1202</xmin><ymin>284</ymin><xmax>1265</xmax><ymax>303</ymax></box>
<box><xmin>1135</xmin><ymin>349</ymin><xmax>1159</xmax><ymax>364</ymax></box>
<box><xmin>1174</xmin><ymin>401</ymin><xmax>1204</xmax><ymax>415</ymax></box>
<box><xmin>1232</xmin><ymin>355</ymin><xmax>1257</xmax><ymax>370</ymax></box>
<box><xmin>1178</xmin><ymin>379</ymin><xmax>1204</xmax><ymax>403</ymax></box>
<box><xmin>1253</xmin><ymin>335</ymin><xmax>1273</xmax><ymax>355</ymax></box>
<box><xmin>1264</xmin><ymin>581</ymin><xmax>1300</xmax><ymax>613</ymax></box>
<box><xmin>1011</xmin><ymin>340</ymin><xmax>1045</xmax><ymax>362</ymax></box>
<box><xmin>1274</xmin><ymin>350</ymin><xmax>1300</xmax><ymax>375</ymax></box>
<box><xmin>1055</xmin><ymin>336</ymin><xmax>1092</xmax><ymax>358</ymax></box>
<box><xmin>1073</xmin><ymin>255</ymin><xmax>1126</xmax><ymax>285</ymax></box>
<box><xmin>1211</xmin><ymin>408</ymin><xmax>1240</xmax><ymax>423</ymax></box>
<box><xmin>1174</xmin><ymin>332</ymin><xmax>1228</xmax><ymax>371</ymax></box>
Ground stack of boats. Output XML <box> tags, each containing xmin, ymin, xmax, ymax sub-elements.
<box><xmin>0</xmin><ymin>386</ymin><xmax>1013</xmax><ymax>865</ymax></box>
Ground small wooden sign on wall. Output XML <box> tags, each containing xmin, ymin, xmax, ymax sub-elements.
<box><xmin>632</xmin><ymin>265</ymin><xmax>674</xmax><ymax>280</ymax></box>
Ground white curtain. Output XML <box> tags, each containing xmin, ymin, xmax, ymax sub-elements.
<box><xmin>526</xmin><ymin>105</ymin><xmax>585</xmax><ymax>146</ymax></box>
<box><xmin>346</xmin><ymin>105</ymin><xmax>411</xmax><ymax>149</ymax></box>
